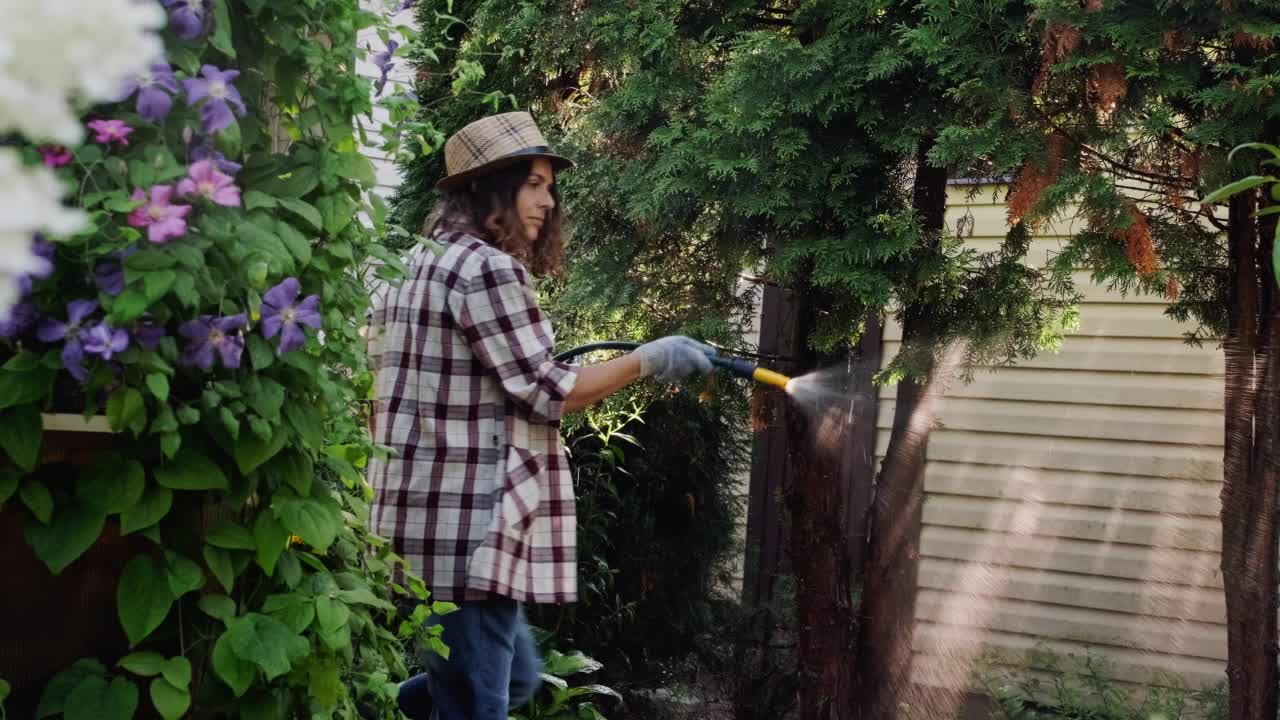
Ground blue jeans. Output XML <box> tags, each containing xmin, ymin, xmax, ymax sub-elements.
<box><xmin>397</xmin><ymin>598</ymin><xmax>542</xmax><ymax>720</ymax></box>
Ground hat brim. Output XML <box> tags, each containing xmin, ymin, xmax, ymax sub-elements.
<box><xmin>436</xmin><ymin>150</ymin><xmax>575</xmax><ymax>191</ymax></box>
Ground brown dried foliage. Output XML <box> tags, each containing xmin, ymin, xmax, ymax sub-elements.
<box><xmin>1083</xmin><ymin>0</ymin><xmax>1104</xmax><ymax>12</ymax></box>
<box><xmin>1163</xmin><ymin>31</ymin><xmax>1182</xmax><ymax>53</ymax></box>
<box><xmin>1165</xmin><ymin>276</ymin><xmax>1182</xmax><ymax>301</ymax></box>
<box><xmin>1088</xmin><ymin>63</ymin><xmax>1128</xmax><ymax>117</ymax></box>
<box><xmin>1119</xmin><ymin>203</ymin><xmax>1157</xmax><ymax>276</ymax></box>
<box><xmin>1234</xmin><ymin>31</ymin><xmax>1276</xmax><ymax>51</ymax></box>
<box><xmin>1007</xmin><ymin>134</ymin><xmax>1070</xmax><ymax>227</ymax></box>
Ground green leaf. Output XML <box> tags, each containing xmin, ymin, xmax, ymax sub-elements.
<box><xmin>161</xmin><ymin>656</ymin><xmax>193</xmax><ymax>690</ymax></box>
<box><xmin>284</xmin><ymin>402</ymin><xmax>324</xmax><ymax>449</ymax></box>
<box><xmin>118</xmin><ymin>554</ymin><xmax>176</xmax><ymax>646</ymax></box>
<box><xmin>3</xmin><ymin>351</ymin><xmax>40</xmax><ymax>371</ymax></box>
<box><xmin>120</xmin><ymin>486</ymin><xmax>173</xmax><ymax>534</ymax></box>
<box><xmin>278</xmin><ymin>198</ymin><xmax>323</xmax><ymax>231</ymax></box>
<box><xmin>1229</xmin><ymin>142</ymin><xmax>1280</xmax><ymax>163</ymax></box>
<box><xmin>308</xmin><ymin>660</ymin><xmax>342</xmax><ymax>710</ymax></box>
<box><xmin>317</xmin><ymin>194</ymin><xmax>356</xmax><ymax>236</ymax></box>
<box><xmin>1274</xmin><ymin>222</ymin><xmax>1280</xmax><ymax>290</ymax></box>
<box><xmin>1203</xmin><ymin>175</ymin><xmax>1277</xmax><ymax>204</ymax></box>
<box><xmin>227</xmin><ymin>613</ymin><xmax>310</xmax><ymax>681</ymax></box>
<box><xmin>277</xmin><ymin>549</ymin><xmax>302</xmax><ymax>589</ymax></box>
<box><xmin>315</xmin><ymin>595</ymin><xmax>351</xmax><ymax>642</ymax></box>
<box><xmin>273</xmin><ymin>451</ymin><xmax>313</xmax><ymax>496</ymax></box>
<box><xmin>273</xmin><ymin>494</ymin><xmax>341</xmax><ymax>551</ymax></box>
<box><xmin>151</xmin><ymin>406</ymin><xmax>180</xmax><ymax>435</ymax></box>
<box><xmin>126</xmin><ymin>248</ymin><xmax>176</xmax><ymax>271</ymax></box>
<box><xmin>207</xmin><ymin>519</ymin><xmax>258</xmax><ymax>550</ymax></box>
<box><xmin>246</xmin><ymin>378</ymin><xmax>286</xmax><ymax>421</ymax></box>
<box><xmin>143</xmin><ymin>372</ymin><xmax>171</xmax><ymax>404</ymax></box>
<box><xmin>64</xmin><ymin>675</ymin><xmax>138</xmax><ymax>720</ymax></box>
<box><xmin>150</xmin><ymin>677</ymin><xmax>191</xmax><ymax>720</ymax></box>
<box><xmin>244</xmin><ymin>190</ymin><xmax>278</xmax><ymax>210</ymax></box>
<box><xmin>199</xmin><ymin>594</ymin><xmax>238</xmax><ymax>624</ymax></box>
<box><xmin>37</xmin><ymin>660</ymin><xmax>107</xmax><ymax>718</ymax></box>
<box><xmin>0</xmin><ymin>404</ymin><xmax>41</xmax><ymax>470</ymax></box>
<box><xmin>276</xmin><ymin>219</ymin><xmax>313</xmax><ymax>266</ymax></box>
<box><xmin>119</xmin><ymin>651</ymin><xmax>166</xmax><ymax>677</ymax></box>
<box><xmin>110</xmin><ymin>288</ymin><xmax>150</xmax><ymax>325</ymax></box>
<box><xmin>212</xmin><ymin>630</ymin><xmax>256</xmax><ymax>697</ymax></box>
<box><xmin>144</xmin><ymin>270</ymin><xmax>177</xmax><ymax>302</ymax></box>
<box><xmin>248</xmin><ymin>335</ymin><xmax>276</xmax><ymax>370</ymax></box>
<box><xmin>26</xmin><ymin>503</ymin><xmax>107</xmax><ymax>574</ymax></box>
<box><xmin>76</xmin><ymin>459</ymin><xmax>146</xmax><ymax>514</ymax></box>
<box><xmin>0</xmin><ymin>468</ymin><xmax>18</xmax><ymax>504</ymax></box>
<box><xmin>233</xmin><ymin>427</ymin><xmax>290</xmax><ymax>474</ymax></box>
<box><xmin>176</xmin><ymin>405</ymin><xmax>200</xmax><ymax>425</ymax></box>
<box><xmin>166</xmin><ymin>550</ymin><xmax>204</xmax><ymax>598</ymax></box>
<box><xmin>210</xmin><ymin>0</ymin><xmax>236</xmax><ymax>56</ymax></box>
<box><xmin>204</xmin><ymin>544</ymin><xmax>237</xmax><ymax>593</ymax></box>
<box><xmin>156</xmin><ymin>449</ymin><xmax>228</xmax><ymax>490</ymax></box>
<box><xmin>262</xmin><ymin>592</ymin><xmax>316</xmax><ymax>634</ymax></box>
<box><xmin>334</xmin><ymin>153</ymin><xmax>377</xmax><ymax>187</ymax></box>
<box><xmin>20</xmin><ymin>478</ymin><xmax>53</xmax><ymax>524</ymax></box>
<box><xmin>0</xmin><ymin>365</ymin><xmax>55</xmax><ymax>409</ymax></box>
<box><xmin>254</xmin><ymin>510</ymin><xmax>291</xmax><ymax>575</ymax></box>
<box><xmin>107</xmin><ymin>388</ymin><xmax>147</xmax><ymax>436</ymax></box>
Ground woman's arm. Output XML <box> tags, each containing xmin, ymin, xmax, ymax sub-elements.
<box><xmin>563</xmin><ymin>353</ymin><xmax>642</xmax><ymax>413</ymax></box>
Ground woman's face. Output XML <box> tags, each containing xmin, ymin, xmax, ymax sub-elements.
<box><xmin>514</xmin><ymin>157</ymin><xmax>556</xmax><ymax>242</ymax></box>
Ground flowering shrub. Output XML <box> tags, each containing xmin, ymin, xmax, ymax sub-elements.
<box><xmin>0</xmin><ymin>1</ymin><xmax>448</xmax><ymax>718</ymax></box>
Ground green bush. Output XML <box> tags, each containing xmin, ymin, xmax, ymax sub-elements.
<box><xmin>976</xmin><ymin>648</ymin><xmax>1228</xmax><ymax>720</ymax></box>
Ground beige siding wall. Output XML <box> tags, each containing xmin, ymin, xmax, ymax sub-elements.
<box><xmin>878</xmin><ymin>185</ymin><xmax>1228</xmax><ymax>691</ymax></box>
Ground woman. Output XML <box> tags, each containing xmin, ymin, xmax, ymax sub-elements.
<box><xmin>366</xmin><ymin>111</ymin><xmax>714</xmax><ymax>720</ymax></box>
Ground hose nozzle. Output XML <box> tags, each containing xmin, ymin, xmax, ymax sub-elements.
<box><xmin>710</xmin><ymin>356</ymin><xmax>793</xmax><ymax>391</ymax></box>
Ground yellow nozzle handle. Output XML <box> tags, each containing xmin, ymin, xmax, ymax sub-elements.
<box><xmin>752</xmin><ymin>367</ymin><xmax>792</xmax><ymax>391</ymax></box>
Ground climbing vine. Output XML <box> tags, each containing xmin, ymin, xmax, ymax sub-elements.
<box><xmin>0</xmin><ymin>1</ymin><xmax>450</xmax><ymax>718</ymax></box>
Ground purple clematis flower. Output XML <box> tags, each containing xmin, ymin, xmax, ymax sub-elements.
<box><xmin>39</xmin><ymin>146</ymin><xmax>72</xmax><ymax>168</ymax></box>
<box><xmin>163</xmin><ymin>0</ymin><xmax>211</xmax><ymax>40</ymax></box>
<box><xmin>260</xmin><ymin>278</ymin><xmax>321</xmax><ymax>355</ymax></box>
<box><xmin>132</xmin><ymin>316</ymin><xmax>167</xmax><ymax>351</ymax></box>
<box><xmin>183</xmin><ymin>65</ymin><xmax>247</xmax><ymax>134</ymax></box>
<box><xmin>371</xmin><ymin>40</ymin><xmax>399</xmax><ymax>96</ymax></box>
<box><xmin>179</xmin><ymin>314</ymin><xmax>246</xmax><ymax>370</ymax></box>
<box><xmin>87</xmin><ymin>119</ymin><xmax>133</xmax><ymax>146</ymax></box>
<box><xmin>399</xmin><ymin>0</ymin><xmax>415</xmax><ymax>10</ymax></box>
<box><xmin>93</xmin><ymin>247</ymin><xmax>136</xmax><ymax>296</ymax></box>
<box><xmin>37</xmin><ymin>300</ymin><xmax>99</xmax><ymax>381</ymax></box>
<box><xmin>117</xmin><ymin>63</ymin><xmax>180</xmax><ymax>122</ymax></box>
<box><xmin>0</xmin><ymin>301</ymin><xmax>36</xmax><ymax>340</ymax></box>
<box><xmin>177</xmin><ymin>160</ymin><xmax>241</xmax><ymax>206</ymax></box>
<box><xmin>189</xmin><ymin>136</ymin><xmax>242</xmax><ymax>175</ymax></box>
<box><xmin>127</xmin><ymin>186</ymin><xmax>193</xmax><ymax>244</ymax></box>
<box><xmin>82</xmin><ymin>323</ymin><xmax>130</xmax><ymax>361</ymax></box>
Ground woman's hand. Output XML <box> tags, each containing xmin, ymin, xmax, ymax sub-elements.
<box><xmin>636</xmin><ymin>336</ymin><xmax>716</xmax><ymax>383</ymax></box>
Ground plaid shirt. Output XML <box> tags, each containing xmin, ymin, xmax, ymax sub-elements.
<box><xmin>367</xmin><ymin>229</ymin><xmax>581</xmax><ymax>603</ymax></box>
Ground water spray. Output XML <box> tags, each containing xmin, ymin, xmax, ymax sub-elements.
<box><xmin>554</xmin><ymin>341</ymin><xmax>795</xmax><ymax>392</ymax></box>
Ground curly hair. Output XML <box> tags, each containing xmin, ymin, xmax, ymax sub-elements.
<box><xmin>425</xmin><ymin>159</ymin><xmax>566</xmax><ymax>277</ymax></box>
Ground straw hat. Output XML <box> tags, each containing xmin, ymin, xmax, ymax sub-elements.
<box><xmin>437</xmin><ymin>111</ymin><xmax>574</xmax><ymax>191</ymax></box>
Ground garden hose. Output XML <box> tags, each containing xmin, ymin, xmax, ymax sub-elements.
<box><xmin>553</xmin><ymin>341</ymin><xmax>794</xmax><ymax>391</ymax></box>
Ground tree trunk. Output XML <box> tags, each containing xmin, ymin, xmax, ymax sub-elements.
<box><xmin>786</xmin><ymin>288</ymin><xmax>863</xmax><ymax>720</ymax></box>
<box><xmin>851</xmin><ymin>140</ymin><xmax>949</xmax><ymax>718</ymax></box>
<box><xmin>1220</xmin><ymin>188</ymin><xmax>1280</xmax><ymax>720</ymax></box>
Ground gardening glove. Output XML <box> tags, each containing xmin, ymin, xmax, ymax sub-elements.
<box><xmin>636</xmin><ymin>336</ymin><xmax>716</xmax><ymax>383</ymax></box>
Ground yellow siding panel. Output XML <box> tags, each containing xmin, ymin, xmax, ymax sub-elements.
<box><xmin>878</xmin><ymin>398</ymin><xmax>1222</xmax><ymax>447</ymax></box>
<box><xmin>887</xmin><ymin>184</ymin><xmax>1228</xmax><ymax>695</ymax></box>
<box><xmin>920</xmin><ymin>558</ymin><xmax>1226</xmax><ymax>623</ymax></box>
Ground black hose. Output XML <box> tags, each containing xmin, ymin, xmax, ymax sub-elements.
<box><xmin>554</xmin><ymin>341</ymin><xmax>642</xmax><ymax>363</ymax></box>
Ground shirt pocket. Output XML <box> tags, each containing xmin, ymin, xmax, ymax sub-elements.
<box><xmin>499</xmin><ymin>445</ymin><xmax>543</xmax><ymax>533</ymax></box>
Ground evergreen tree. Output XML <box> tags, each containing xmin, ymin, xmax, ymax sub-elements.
<box><xmin>916</xmin><ymin>1</ymin><xmax>1280</xmax><ymax>716</ymax></box>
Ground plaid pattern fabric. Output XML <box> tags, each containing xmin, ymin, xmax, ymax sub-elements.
<box><xmin>367</xmin><ymin>229</ymin><xmax>581</xmax><ymax>603</ymax></box>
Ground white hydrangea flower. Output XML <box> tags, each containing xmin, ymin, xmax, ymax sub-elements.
<box><xmin>0</xmin><ymin>0</ymin><xmax>164</xmax><ymax>320</ymax></box>
<box><xmin>0</xmin><ymin>0</ymin><xmax>166</xmax><ymax>143</ymax></box>
<box><xmin>0</xmin><ymin>148</ymin><xmax>85</xmax><ymax>319</ymax></box>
